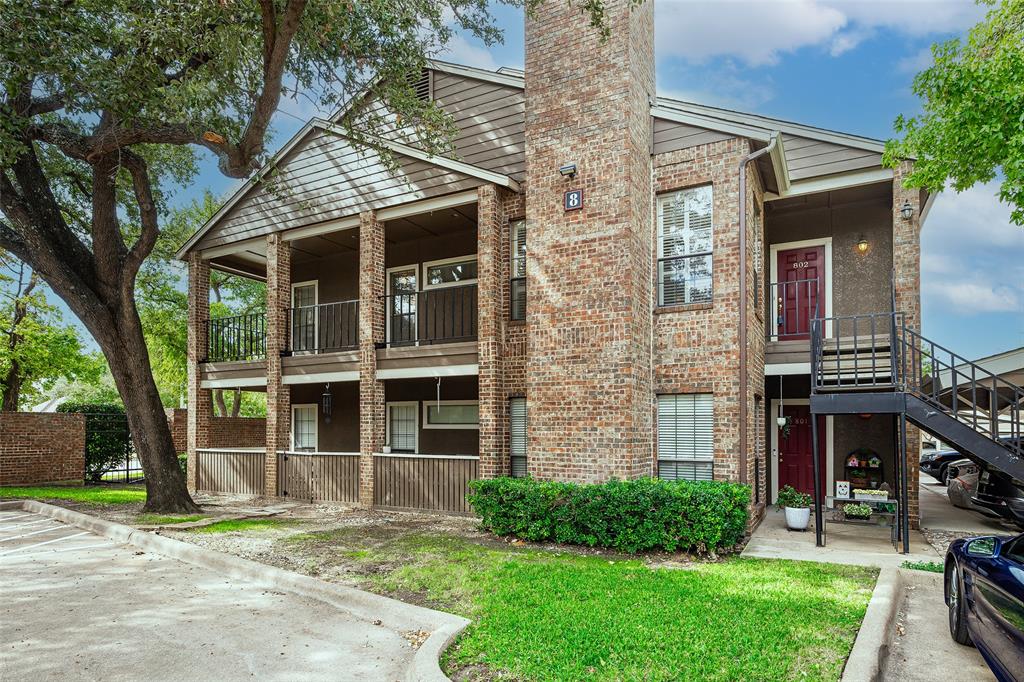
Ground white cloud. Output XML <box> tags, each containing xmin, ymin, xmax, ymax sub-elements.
<box><xmin>921</xmin><ymin>181</ymin><xmax>1024</xmax><ymax>317</ymax></box>
<box><xmin>654</xmin><ymin>0</ymin><xmax>984</xmax><ymax>66</ymax></box>
<box><xmin>897</xmin><ymin>47</ymin><xmax>934</xmax><ymax>75</ymax></box>
<box><xmin>439</xmin><ymin>34</ymin><xmax>500</xmax><ymax>71</ymax></box>
<box><xmin>658</xmin><ymin>62</ymin><xmax>775</xmax><ymax>109</ymax></box>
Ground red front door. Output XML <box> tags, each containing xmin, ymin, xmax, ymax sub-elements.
<box><xmin>776</xmin><ymin>245</ymin><xmax>825</xmax><ymax>340</ymax></box>
<box><xmin>777</xmin><ymin>405</ymin><xmax>827</xmax><ymax>498</ymax></box>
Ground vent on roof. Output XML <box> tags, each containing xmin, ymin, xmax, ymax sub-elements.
<box><xmin>409</xmin><ymin>68</ymin><xmax>432</xmax><ymax>102</ymax></box>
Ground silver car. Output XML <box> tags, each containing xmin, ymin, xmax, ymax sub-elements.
<box><xmin>947</xmin><ymin>459</ymin><xmax>981</xmax><ymax>510</ymax></box>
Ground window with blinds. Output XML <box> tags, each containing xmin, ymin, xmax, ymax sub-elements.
<box><xmin>387</xmin><ymin>403</ymin><xmax>418</xmax><ymax>453</ymax></box>
<box><xmin>292</xmin><ymin>404</ymin><xmax>317</xmax><ymax>451</ymax></box>
<box><xmin>657</xmin><ymin>393</ymin><xmax>714</xmax><ymax>481</ymax></box>
<box><xmin>509</xmin><ymin>397</ymin><xmax>527</xmax><ymax>477</ymax></box>
<box><xmin>510</xmin><ymin>220</ymin><xmax>526</xmax><ymax>321</ymax></box>
<box><xmin>657</xmin><ymin>185</ymin><xmax>713</xmax><ymax>306</ymax></box>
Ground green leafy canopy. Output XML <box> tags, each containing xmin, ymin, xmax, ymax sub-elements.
<box><xmin>885</xmin><ymin>0</ymin><xmax>1024</xmax><ymax>225</ymax></box>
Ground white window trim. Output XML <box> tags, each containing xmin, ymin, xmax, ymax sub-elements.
<box><xmin>768</xmin><ymin>398</ymin><xmax>834</xmax><ymax>507</ymax></box>
<box><xmin>291</xmin><ymin>280</ymin><xmax>319</xmax><ymax>355</ymax></box>
<box><xmin>386</xmin><ymin>264</ymin><xmax>419</xmax><ymax>343</ymax></box>
<box><xmin>768</xmin><ymin>237</ymin><xmax>833</xmax><ymax>337</ymax></box>
<box><xmin>656</xmin><ymin>186</ymin><xmax>714</xmax><ymax>307</ymax></box>
<box><xmin>290</xmin><ymin>403</ymin><xmax>318</xmax><ymax>451</ymax></box>
<box><xmin>422</xmin><ymin>254</ymin><xmax>478</xmax><ymax>290</ymax></box>
<box><xmin>422</xmin><ymin>400</ymin><xmax>480</xmax><ymax>430</ymax></box>
<box><xmin>386</xmin><ymin>400</ymin><xmax>419</xmax><ymax>453</ymax></box>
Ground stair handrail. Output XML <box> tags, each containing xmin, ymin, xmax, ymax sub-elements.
<box><xmin>898</xmin><ymin>324</ymin><xmax>1023</xmax><ymax>460</ymax></box>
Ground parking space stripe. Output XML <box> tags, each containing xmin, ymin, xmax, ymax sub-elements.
<box><xmin>0</xmin><ymin>518</ymin><xmax>55</xmax><ymax>532</ymax></box>
<box><xmin>0</xmin><ymin>531</ymin><xmax>90</xmax><ymax>557</ymax></box>
<box><xmin>0</xmin><ymin>524</ymin><xmax>67</xmax><ymax>543</ymax></box>
<box><xmin>0</xmin><ymin>513</ymin><xmax>34</xmax><ymax>522</ymax></box>
<box><xmin>53</xmin><ymin>541</ymin><xmax>112</xmax><ymax>553</ymax></box>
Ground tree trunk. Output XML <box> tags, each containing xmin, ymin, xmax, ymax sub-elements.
<box><xmin>1</xmin><ymin>361</ymin><xmax>21</xmax><ymax>411</ymax></box>
<box><xmin>86</xmin><ymin>299</ymin><xmax>199</xmax><ymax>514</ymax></box>
<box><xmin>214</xmin><ymin>389</ymin><xmax>227</xmax><ymax>417</ymax></box>
<box><xmin>230</xmin><ymin>387</ymin><xmax>241</xmax><ymax>417</ymax></box>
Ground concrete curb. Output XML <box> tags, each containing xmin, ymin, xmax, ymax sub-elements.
<box><xmin>841</xmin><ymin>567</ymin><xmax>903</xmax><ymax>682</ymax></box>
<box><xmin>10</xmin><ymin>499</ymin><xmax>469</xmax><ymax>682</ymax></box>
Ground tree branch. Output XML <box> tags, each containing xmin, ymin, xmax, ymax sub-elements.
<box><xmin>120</xmin><ymin>151</ymin><xmax>159</xmax><ymax>287</ymax></box>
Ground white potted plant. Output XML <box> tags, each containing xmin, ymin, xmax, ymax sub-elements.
<box><xmin>777</xmin><ymin>485</ymin><xmax>813</xmax><ymax>531</ymax></box>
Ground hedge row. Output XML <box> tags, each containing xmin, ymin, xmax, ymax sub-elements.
<box><xmin>467</xmin><ymin>477</ymin><xmax>751</xmax><ymax>554</ymax></box>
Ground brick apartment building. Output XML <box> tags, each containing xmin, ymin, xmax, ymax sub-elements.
<box><xmin>178</xmin><ymin>0</ymin><xmax>934</xmax><ymax>528</ymax></box>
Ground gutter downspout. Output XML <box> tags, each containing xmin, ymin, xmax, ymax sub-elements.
<box><xmin>737</xmin><ymin>133</ymin><xmax>778</xmax><ymax>488</ymax></box>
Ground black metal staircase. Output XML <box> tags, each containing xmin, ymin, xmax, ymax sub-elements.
<box><xmin>808</xmin><ymin>309</ymin><xmax>1024</xmax><ymax>551</ymax></box>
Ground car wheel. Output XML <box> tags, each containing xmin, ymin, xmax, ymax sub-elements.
<box><xmin>947</xmin><ymin>562</ymin><xmax>973</xmax><ymax>646</ymax></box>
<box><xmin>940</xmin><ymin>465</ymin><xmax>950</xmax><ymax>486</ymax></box>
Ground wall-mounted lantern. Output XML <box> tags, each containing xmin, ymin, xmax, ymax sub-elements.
<box><xmin>900</xmin><ymin>201</ymin><xmax>914</xmax><ymax>221</ymax></box>
<box><xmin>322</xmin><ymin>384</ymin><xmax>332</xmax><ymax>423</ymax></box>
<box><xmin>856</xmin><ymin>237</ymin><xmax>870</xmax><ymax>255</ymax></box>
<box><xmin>558</xmin><ymin>163</ymin><xmax>577</xmax><ymax>179</ymax></box>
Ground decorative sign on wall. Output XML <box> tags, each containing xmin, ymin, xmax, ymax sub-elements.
<box><xmin>564</xmin><ymin>189</ymin><xmax>583</xmax><ymax>211</ymax></box>
<box><xmin>835</xmin><ymin>480</ymin><xmax>851</xmax><ymax>499</ymax></box>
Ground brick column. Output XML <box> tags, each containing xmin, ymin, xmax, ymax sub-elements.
<box><xmin>265</xmin><ymin>233</ymin><xmax>291</xmax><ymax>496</ymax></box>
<box><xmin>893</xmin><ymin>160</ymin><xmax>922</xmax><ymax>527</ymax></box>
<box><xmin>477</xmin><ymin>184</ymin><xmax>507</xmax><ymax>478</ymax></box>
<box><xmin>358</xmin><ymin>211</ymin><xmax>385</xmax><ymax>506</ymax></box>
<box><xmin>186</xmin><ymin>254</ymin><xmax>211</xmax><ymax>491</ymax></box>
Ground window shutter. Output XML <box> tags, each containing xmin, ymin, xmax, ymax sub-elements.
<box><xmin>510</xmin><ymin>220</ymin><xmax>527</xmax><ymax>321</ymax></box>
<box><xmin>509</xmin><ymin>397</ymin><xmax>527</xmax><ymax>477</ymax></box>
<box><xmin>657</xmin><ymin>394</ymin><xmax>713</xmax><ymax>481</ymax></box>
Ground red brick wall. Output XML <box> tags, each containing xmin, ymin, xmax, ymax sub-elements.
<box><xmin>0</xmin><ymin>412</ymin><xmax>85</xmax><ymax>486</ymax></box>
<box><xmin>166</xmin><ymin>408</ymin><xmax>265</xmax><ymax>452</ymax></box>
<box><xmin>524</xmin><ymin>0</ymin><xmax>655</xmax><ymax>482</ymax></box>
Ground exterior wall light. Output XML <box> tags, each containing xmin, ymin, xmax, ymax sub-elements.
<box><xmin>558</xmin><ymin>163</ymin><xmax>577</xmax><ymax>179</ymax></box>
<box><xmin>900</xmin><ymin>201</ymin><xmax>914</xmax><ymax>221</ymax></box>
<box><xmin>856</xmin><ymin>238</ymin><xmax>870</xmax><ymax>255</ymax></box>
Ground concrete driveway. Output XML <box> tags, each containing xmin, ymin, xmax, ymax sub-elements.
<box><xmin>0</xmin><ymin>508</ymin><xmax>446</xmax><ymax>681</ymax></box>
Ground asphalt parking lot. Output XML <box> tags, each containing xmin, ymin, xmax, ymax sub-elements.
<box><xmin>0</xmin><ymin>509</ymin><xmax>417</xmax><ymax>681</ymax></box>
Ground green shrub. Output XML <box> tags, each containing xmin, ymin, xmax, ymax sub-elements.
<box><xmin>58</xmin><ymin>401</ymin><xmax>130</xmax><ymax>482</ymax></box>
<box><xmin>178</xmin><ymin>453</ymin><xmax>188</xmax><ymax>475</ymax></box>
<box><xmin>842</xmin><ymin>503</ymin><xmax>873</xmax><ymax>519</ymax></box>
<box><xmin>777</xmin><ymin>485</ymin><xmax>812</xmax><ymax>509</ymax></box>
<box><xmin>467</xmin><ymin>477</ymin><xmax>751</xmax><ymax>554</ymax></box>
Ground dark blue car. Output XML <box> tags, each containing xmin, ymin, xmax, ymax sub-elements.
<box><xmin>946</xmin><ymin>534</ymin><xmax>1024</xmax><ymax>681</ymax></box>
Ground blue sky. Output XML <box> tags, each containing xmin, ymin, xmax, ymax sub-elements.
<box><xmin>49</xmin><ymin>1</ymin><xmax>1024</xmax><ymax>360</ymax></box>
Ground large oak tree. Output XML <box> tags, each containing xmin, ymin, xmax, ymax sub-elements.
<box><xmin>0</xmin><ymin>0</ymin><xmax>616</xmax><ymax>512</ymax></box>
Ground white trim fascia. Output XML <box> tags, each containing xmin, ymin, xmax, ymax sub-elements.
<box><xmin>200</xmin><ymin>376</ymin><xmax>267</xmax><ymax>389</ymax></box>
<box><xmin>769</xmin><ymin>236</ymin><xmax>833</xmax><ymax>336</ymax></box>
<box><xmin>426</xmin><ymin>59</ymin><xmax>524</xmax><ymax>89</ymax></box>
<box><xmin>373</xmin><ymin>452</ymin><xmax>480</xmax><ymax>461</ymax></box>
<box><xmin>279</xmin><ymin>450</ymin><xmax>360</xmax><ymax>456</ymax></box>
<box><xmin>376</xmin><ymin>190</ymin><xmax>479</xmax><ymax>221</ymax></box>
<box><xmin>283</xmin><ymin>216</ymin><xmax>360</xmax><ymax>242</ymax></box>
<box><xmin>313</xmin><ymin>119</ymin><xmax>522</xmax><ymax>193</ymax></box>
<box><xmin>768</xmin><ymin>134</ymin><xmax>791</xmax><ymax>194</ymax></box>
<box><xmin>765</xmin><ymin>362</ymin><xmax>812</xmax><ymax>376</ymax></box>
<box><xmin>765</xmin><ymin>168</ymin><xmax>894</xmax><ymax>201</ymax></box>
<box><xmin>282</xmin><ymin>370</ymin><xmax>360</xmax><ymax>385</ymax></box>
<box><xmin>376</xmin><ymin>364</ymin><xmax>479</xmax><ymax>380</ymax></box>
<box><xmin>200</xmin><ymin>237</ymin><xmax>266</xmax><ymax>260</ymax></box>
<box><xmin>291</xmin><ymin>403</ymin><xmax>318</xmax><ymax>451</ymax></box>
<box><xmin>920</xmin><ymin>190</ymin><xmax>938</xmax><ymax>228</ymax></box>
<box><xmin>769</xmin><ymin>399</ymin><xmax>834</xmax><ymax>506</ymax></box>
<box><xmin>655</xmin><ymin>98</ymin><xmax>887</xmax><ymax>154</ymax></box>
<box><xmin>175</xmin><ymin>119</ymin><xmax>319</xmax><ymax>260</ymax></box>
<box><xmin>650</xmin><ymin>105</ymin><xmax>773</xmax><ymax>143</ymax></box>
<box><xmin>385</xmin><ymin>400</ymin><xmax>419</xmax><ymax>453</ymax></box>
<box><xmin>422</xmin><ymin>254</ymin><xmax>479</xmax><ymax>290</ymax></box>
<box><xmin>209</xmin><ymin>262</ymin><xmax>267</xmax><ymax>282</ymax></box>
<box><xmin>422</xmin><ymin>400</ymin><xmax>480</xmax><ymax>430</ymax></box>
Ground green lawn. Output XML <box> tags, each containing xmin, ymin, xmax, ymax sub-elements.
<box><xmin>0</xmin><ymin>485</ymin><xmax>146</xmax><ymax>505</ymax></box>
<box><xmin>291</xmin><ymin>531</ymin><xmax>877</xmax><ymax>681</ymax></box>
<box><xmin>136</xmin><ymin>513</ymin><xmax>205</xmax><ymax>525</ymax></box>
<box><xmin>901</xmin><ymin>559</ymin><xmax>944</xmax><ymax>573</ymax></box>
<box><xmin>189</xmin><ymin>518</ymin><xmax>291</xmax><ymax>533</ymax></box>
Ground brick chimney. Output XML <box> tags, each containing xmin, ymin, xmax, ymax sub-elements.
<box><xmin>524</xmin><ymin>0</ymin><xmax>655</xmax><ymax>481</ymax></box>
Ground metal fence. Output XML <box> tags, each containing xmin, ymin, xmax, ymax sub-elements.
<box><xmin>82</xmin><ymin>412</ymin><xmax>144</xmax><ymax>484</ymax></box>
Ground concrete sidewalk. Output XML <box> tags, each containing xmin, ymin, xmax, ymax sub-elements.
<box><xmin>0</xmin><ymin>507</ymin><xmax>462</xmax><ymax>682</ymax></box>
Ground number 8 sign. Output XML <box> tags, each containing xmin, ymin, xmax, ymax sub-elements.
<box><xmin>564</xmin><ymin>189</ymin><xmax>583</xmax><ymax>211</ymax></box>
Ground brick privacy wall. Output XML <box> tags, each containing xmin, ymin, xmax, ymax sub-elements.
<box><xmin>265</xmin><ymin>233</ymin><xmax>291</xmax><ymax>496</ymax></box>
<box><xmin>652</xmin><ymin>138</ymin><xmax>767</xmax><ymax>487</ymax></box>
<box><xmin>166</xmin><ymin>408</ymin><xmax>187</xmax><ymax>452</ymax></box>
<box><xmin>524</xmin><ymin>0</ymin><xmax>655</xmax><ymax>482</ymax></box>
<box><xmin>893</xmin><ymin>160</ymin><xmax>922</xmax><ymax>527</ymax></box>
<box><xmin>0</xmin><ymin>412</ymin><xmax>85</xmax><ymax>485</ymax></box>
<box><xmin>186</xmin><ymin>254</ymin><xmax>212</xmax><ymax>490</ymax></box>
<box><xmin>167</xmin><ymin>408</ymin><xmax>266</xmax><ymax>452</ymax></box>
<box><xmin>358</xmin><ymin>211</ymin><xmax>385</xmax><ymax>505</ymax></box>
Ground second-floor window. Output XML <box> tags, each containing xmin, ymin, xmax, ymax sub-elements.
<box><xmin>510</xmin><ymin>220</ymin><xmax>526</xmax><ymax>320</ymax></box>
<box><xmin>658</xmin><ymin>185</ymin><xmax>713</xmax><ymax>306</ymax></box>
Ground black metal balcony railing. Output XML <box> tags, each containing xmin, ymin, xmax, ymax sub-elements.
<box><xmin>289</xmin><ymin>300</ymin><xmax>359</xmax><ymax>353</ymax></box>
<box><xmin>767</xmin><ymin>278</ymin><xmax>821</xmax><ymax>341</ymax></box>
<box><xmin>382</xmin><ymin>284</ymin><xmax>477</xmax><ymax>346</ymax></box>
<box><xmin>206</xmin><ymin>313</ymin><xmax>266</xmax><ymax>362</ymax></box>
